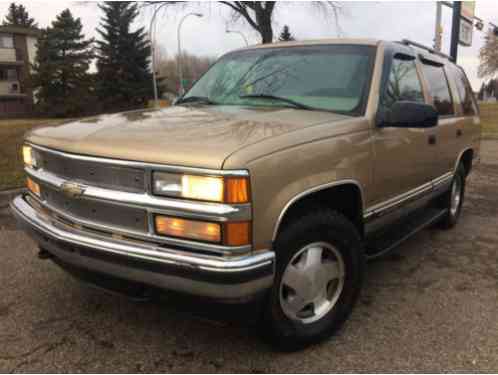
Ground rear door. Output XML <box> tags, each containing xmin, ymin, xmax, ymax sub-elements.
<box><xmin>419</xmin><ymin>57</ymin><xmax>461</xmax><ymax>181</ymax></box>
<box><xmin>446</xmin><ymin>64</ymin><xmax>481</xmax><ymax>163</ymax></box>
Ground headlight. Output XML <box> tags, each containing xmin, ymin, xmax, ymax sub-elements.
<box><xmin>22</xmin><ymin>145</ymin><xmax>38</xmax><ymax>168</ymax></box>
<box><xmin>153</xmin><ymin>172</ymin><xmax>249</xmax><ymax>203</ymax></box>
<box><xmin>23</xmin><ymin>145</ymin><xmax>33</xmax><ymax>167</ymax></box>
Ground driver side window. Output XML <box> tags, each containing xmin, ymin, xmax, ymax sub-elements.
<box><xmin>382</xmin><ymin>57</ymin><xmax>425</xmax><ymax>109</ymax></box>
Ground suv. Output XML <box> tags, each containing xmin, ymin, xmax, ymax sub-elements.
<box><xmin>11</xmin><ymin>39</ymin><xmax>480</xmax><ymax>349</ymax></box>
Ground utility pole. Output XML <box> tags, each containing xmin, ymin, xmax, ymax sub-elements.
<box><xmin>149</xmin><ymin>3</ymin><xmax>168</xmax><ymax>109</ymax></box>
<box><xmin>177</xmin><ymin>13</ymin><xmax>203</xmax><ymax>97</ymax></box>
<box><xmin>449</xmin><ymin>1</ymin><xmax>462</xmax><ymax>62</ymax></box>
<box><xmin>434</xmin><ymin>2</ymin><xmax>443</xmax><ymax>51</ymax></box>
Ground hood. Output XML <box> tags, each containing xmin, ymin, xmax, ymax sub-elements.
<box><xmin>26</xmin><ymin>105</ymin><xmax>350</xmax><ymax>169</ymax></box>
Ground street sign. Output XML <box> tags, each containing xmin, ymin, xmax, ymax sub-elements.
<box><xmin>459</xmin><ymin>18</ymin><xmax>473</xmax><ymax>46</ymax></box>
<box><xmin>461</xmin><ymin>1</ymin><xmax>475</xmax><ymax>22</ymax></box>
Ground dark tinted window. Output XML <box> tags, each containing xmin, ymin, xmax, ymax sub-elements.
<box><xmin>421</xmin><ymin>63</ymin><xmax>454</xmax><ymax>116</ymax></box>
<box><xmin>448</xmin><ymin>65</ymin><xmax>476</xmax><ymax>116</ymax></box>
<box><xmin>382</xmin><ymin>57</ymin><xmax>424</xmax><ymax>108</ymax></box>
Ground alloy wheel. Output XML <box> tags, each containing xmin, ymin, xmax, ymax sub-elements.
<box><xmin>279</xmin><ymin>242</ymin><xmax>345</xmax><ymax>324</ymax></box>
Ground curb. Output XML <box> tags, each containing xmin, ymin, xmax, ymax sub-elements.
<box><xmin>0</xmin><ymin>188</ymin><xmax>26</xmax><ymax>208</ymax></box>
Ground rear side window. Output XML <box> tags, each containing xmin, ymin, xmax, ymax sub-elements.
<box><xmin>421</xmin><ymin>63</ymin><xmax>454</xmax><ymax>116</ymax></box>
<box><xmin>448</xmin><ymin>65</ymin><xmax>477</xmax><ymax>116</ymax></box>
<box><xmin>382</xmin><ymin>57</ymin><xmax>425</xmax><ymax>108</ymax></box>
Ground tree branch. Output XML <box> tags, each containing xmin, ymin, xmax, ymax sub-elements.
<box><xmin>220</xmin><ymin>1</ymin><xmax>260</xmax><ymax>32</ymax></box>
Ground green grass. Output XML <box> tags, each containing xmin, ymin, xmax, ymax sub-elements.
<box><xmin>479</xmin><ymin>103</ymin><xmax>498</xmax><ymax>139</ymax></box>
<box><xmin>0</xmin><ymin>118</ymin><xmax>68</xmax><ymax>190</ymax></box>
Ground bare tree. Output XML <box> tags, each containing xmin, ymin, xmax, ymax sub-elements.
<box><xmin>479</xmin><ymin>29</ymin><xmax>498</xmax><ymax>78</ymax></box>
<box><xmin>142</xmin><ymin>1</ymin><xmax>343</xmax><ymax>44</ymax></box>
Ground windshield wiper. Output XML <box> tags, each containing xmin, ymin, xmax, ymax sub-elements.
<box><xmin>175</xmin><ymin>96</ymin><xmax>217</xmax><ymax>106</ymax></box>
<box><xmin>239</xmin><ymin>94</ymin><xmax>316</xmax><ymax>111</ymax></box>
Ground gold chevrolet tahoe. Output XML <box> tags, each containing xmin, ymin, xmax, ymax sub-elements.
<box><xmin>11</xmin><ymin>39</ymin><xmax>480</xmax><ymax>349</ymax></box>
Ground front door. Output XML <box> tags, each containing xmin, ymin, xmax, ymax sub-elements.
<box><xmin>370</xmin><ymin>52</ymin><xmax>437</xmax><ymax>210</ymax></box>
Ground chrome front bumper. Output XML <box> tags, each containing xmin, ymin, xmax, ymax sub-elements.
<box><xmin>10</xmin><ymin>195</ymin><xmax>275</xmax><ymax>301</ymax></box>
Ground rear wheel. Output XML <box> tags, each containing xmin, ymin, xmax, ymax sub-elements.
<box><xmin>439</xmin><ymin>163</ymin><xmax>466</xmax><ymax>229</ymax></box>
<box><xmin>263</xmin><ymin>210</ymin><xmax>365</xmax><ymax>351</ymax></box>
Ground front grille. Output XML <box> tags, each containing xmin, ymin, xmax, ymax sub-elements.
<box><xmin>36</xmin><ymin>148</ymin><xmax>146</xmax><ymax>193</ymax></box>
<box><xmin>40</xmin><ymin>184</ymin><xmax>148</xmax><ymax>233</ymax></box>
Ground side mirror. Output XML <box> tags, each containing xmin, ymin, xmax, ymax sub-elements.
<box><xmin>379</xmin><ymin>101</ymin><xmax>439</xmax><ymax>128</ymax></box>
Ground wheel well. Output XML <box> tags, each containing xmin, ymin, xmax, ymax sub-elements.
<box><xmin>276</xmin><ymin>184</ymin><xmax>364</xmax><ymax>239</ymax></box>
<box><xmin>460</xmin><ymin>149</ymin><xmax>474</xmax><ymax>176</ymax></box>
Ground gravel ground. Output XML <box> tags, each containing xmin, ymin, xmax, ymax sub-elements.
<box><xmin>0</xmin><ymin>141</ymin><xmax>497</xmax><ymax>373</ymax></box>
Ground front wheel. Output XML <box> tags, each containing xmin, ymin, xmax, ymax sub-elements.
<box><xmin>263</xmin><ymin>210</ymin><xmax>365</xmax><ymax>351</ymax></box>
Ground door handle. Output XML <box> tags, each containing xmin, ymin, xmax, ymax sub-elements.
<box><xmin>456</xmin><ymin>129</ymin><xmax>463</xmax><ymax>137</ymax></box>
<box><xmin>428</xmin><ymin>134</ymin><xmax>437</xmax><ymax>145</ymax></box>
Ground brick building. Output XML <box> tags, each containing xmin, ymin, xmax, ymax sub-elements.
<box><xmin>0</xmin><ymin>26</ymin><xmax>39</xmax><ymax>118</ymax></box>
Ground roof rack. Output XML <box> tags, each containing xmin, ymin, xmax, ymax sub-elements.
<box><xmin>398</xmin><ymin>39</ymin><xmax>453</xmax><ymax>61</ymax></box>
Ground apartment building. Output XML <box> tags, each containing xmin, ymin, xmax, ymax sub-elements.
<box><xmin>0</xmin><ymin>25</ymin><xmax>39</xmax><ymax>118</ymax></box>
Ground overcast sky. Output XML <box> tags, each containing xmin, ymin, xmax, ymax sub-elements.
<box><xmin>1</xmin><ymin>1</ymin><xmax>496</xmax><ymax>89</ymax></box>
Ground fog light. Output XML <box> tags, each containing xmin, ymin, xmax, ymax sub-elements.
<box><xmin>27</xmin><ymin>177</ymin><xmax>40</xmax><ymax>196</ymax></box>
<box><xmin>155</xmin><ymin>215</ymin><xmax>221</xmax><ymax>243</ymax></box>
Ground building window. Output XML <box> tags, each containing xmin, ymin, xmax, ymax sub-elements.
<box><xmin>0</xmin><ymin>33</ymin><xmax>14</xmax><ymax>48</ymax></box>
<box><xmin>7</xmin><ymin>69</ymin><xmax>17</xmax><ymax>80</ymax></box>
<box><xmin>0</xmin><ymin>68</ymin><xmax>17</xmax><ymax>81</ymax></box>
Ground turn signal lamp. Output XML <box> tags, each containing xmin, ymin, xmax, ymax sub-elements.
<box><xmin>27</xmin><ymin>177</ymin><xmax>40</xmax><ymax>196</ymax></box>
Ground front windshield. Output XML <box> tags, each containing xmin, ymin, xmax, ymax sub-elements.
<box><xmin>182</xmin><ymin>44</ymin><xmax>376</xmax><ymax>115</ymax></box>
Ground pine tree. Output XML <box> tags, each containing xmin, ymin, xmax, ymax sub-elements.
<box><xmin>2</xmin><ymin>2</ymin><xmax>37</xmax><ymax>28</ymax></box>
<box><xmin>478</xmin><ymin>82</ymin><xmax>485</xmax><ymax>101</ymax></box>
<box><xmin>478</xmin><ymin>29</ymin><xmax>498</xmax><ymax>78</ymax></box>
<box><xmin>278</xmin><ymin>25</ymin><xmax>295</xmax><ymax>42</ymax></box>
<box><xmin>32</xmin><ymin>9</ymin><xmax>94</xmax><ymax>117</ymax></box>
<box><xmin>96</xmin><ymin>2</ymin><xmax>152</xmax><ymax>112</ymax></box>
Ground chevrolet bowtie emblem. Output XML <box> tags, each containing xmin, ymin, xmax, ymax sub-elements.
<box><xmin>61</xmin><ymin>182</ymin><xmax>86</xmax><ymax>199</ymax></box>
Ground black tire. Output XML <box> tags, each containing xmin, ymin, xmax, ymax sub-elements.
<box><xmin>438</xmin><ymin>163</ymin><xmax>466</xmax><ymax>229</ymax></box>
<box><xmin>262</xmin><ymin>210</ymin><xmax>365</xmax><ymax>351</ymax></box>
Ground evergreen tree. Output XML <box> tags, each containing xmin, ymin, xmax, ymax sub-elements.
<box><xmin>32</xmin><ymin>9</ymin><xmax>94</xmax><ymax>117</ymax></box>
<box><xmin>478</xmin><ymin>82</ymin><xmax>485</xmax><ymax>101</ymax></box>
<box><xmin>96</xmin><ymin>2</ymin><xmax>152</xmax><ymax>112</ymax></box>
<box><xmin>479</xmin><ymin>29</ymin><xmax>498</xmax><ymax>78</ymax></box>
<box><xmin>2</xmin><ymin>2</ymin><xmax>37</xmax><ymax>28</ymax></box>
<box><xmin>278</xmin><ymin>25</ymin><xmax>295</xmax><ymax>42</ymax></box>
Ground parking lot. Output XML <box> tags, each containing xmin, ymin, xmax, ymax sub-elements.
<box><xmin>0</xmin><ymin>140</ymin><xmax>497</xmax><ymax>373</ymax></box>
